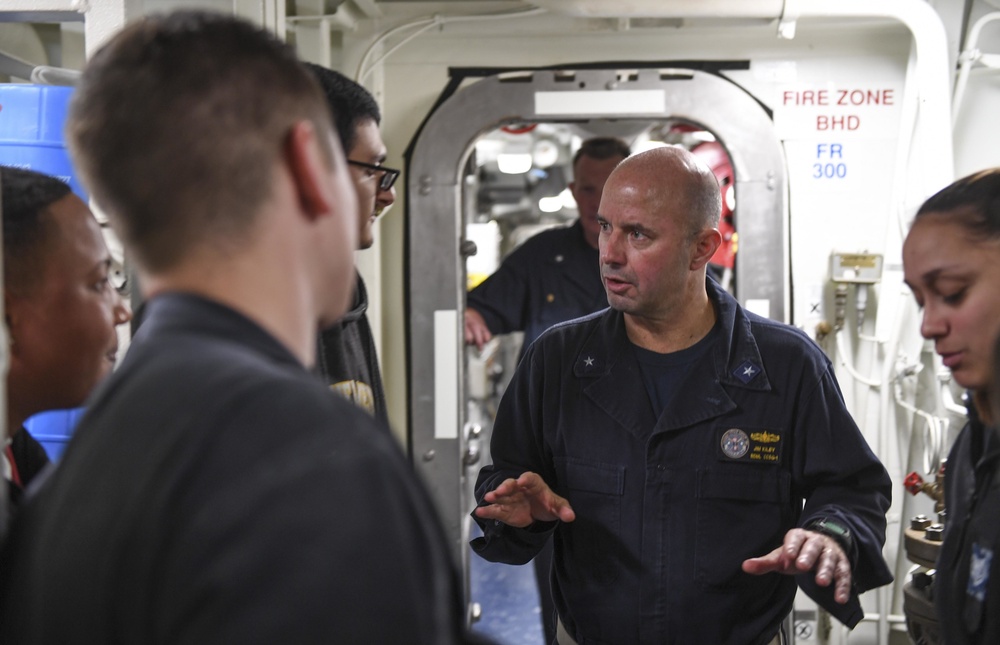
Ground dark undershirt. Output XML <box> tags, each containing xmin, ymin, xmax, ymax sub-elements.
<box><xmin>633</xmin><ymin>323</ymin><xmax>719</xmax><ymax>421</ymax></box>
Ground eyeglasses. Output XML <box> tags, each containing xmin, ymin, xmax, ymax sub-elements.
<box><xmin>110</xmin><ymin>264</ymin><xmax>129</xmax><ymax>296</ymax></box>
<box><xmin>347</xmin><ymin>160</ymin><xmax>401</xmax><ymax>192</ymax></box>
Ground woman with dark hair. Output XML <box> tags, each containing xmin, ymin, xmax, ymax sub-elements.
<box><xmin>902</xmin><ymin>167</ymin><xmax>1000</xmax><ymax>645</ymax></box>
<box><xmin>1</xmin><ymin>166</ymin><xmax>131</xmax><ymax>508</ymax></box>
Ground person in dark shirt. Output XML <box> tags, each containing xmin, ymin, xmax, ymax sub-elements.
<box><xmin>0</xmin><ymin>12</ymin><xmax>491</xmax><ymax>644</ymax></box>
<box><xmin>1</xmin><ymin>166</ymin><xmax>131</xmax><ymax>510</ymax></box>
<box><xmin>902</xmin><ymin>167</ymin><xmax>1000</xmax><ymax>645</ymax></box>
<box><xmin>472</xmin><ymin>146</ymin><xmax>893</xmax><ymax>644</ymax></box>
<box><xmin>306</xmin><ymin>63</ymin><xmax>397</xmax><ymax>427</ymax></box>
<box><xmin>464</xmin><ymin>137</ymin><xmax>630</xmax><ymax>355</ymax></box>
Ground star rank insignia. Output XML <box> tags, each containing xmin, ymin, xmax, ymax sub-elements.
<box><xmin>576</xmin><ymin>354</ymin><xmax>601</xmax><ymax>374</ymax></box>
<box><xmin>733</xmin><ymin>360</ymin><xmax>761</xmax><ymax>384</ymax></box>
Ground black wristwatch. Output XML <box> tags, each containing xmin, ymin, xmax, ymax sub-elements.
<box><xmin>805</xmin><ymin>517</ymin><xmax>857</xmax><ymax>566</ymax></box>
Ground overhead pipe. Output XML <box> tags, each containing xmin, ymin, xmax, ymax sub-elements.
<box><xmin>952</xmin><ymin>11</ymin><xmax>1000</xmax><ymax>126</ymax></box>
<box><xmin>526</xmin><ymin>0</ymin><xmax>786</xmax><ymax>18</ymax></box>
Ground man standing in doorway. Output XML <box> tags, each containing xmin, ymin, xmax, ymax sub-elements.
<box><xmin>465</xmin><ymin>137</ymin><xmax>630</xmax><ymax>355</ymax></box>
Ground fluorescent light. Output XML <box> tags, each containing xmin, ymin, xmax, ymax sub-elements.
<box><xmin>497</xmin><ymin>153</ymin><xmax>533</xmax><ymax>174</ymax></box>
<box><xmin>558</xmin><ymin>187</ymin><xmax>576</xmax><ymax>210</ymax></box>
<box><xmin>539</xmin><ymin>196</ymin><xmax>563</xmax><ymax>213</ymax></box>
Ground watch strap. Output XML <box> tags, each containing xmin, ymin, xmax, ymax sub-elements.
<box><xmin>804</xmin><ymin>517</ymin><xmax>858</xmax><ymax>567</ymax></box>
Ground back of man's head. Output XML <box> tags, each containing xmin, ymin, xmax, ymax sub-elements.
<box><xmin>303</xmin><ymin>63</ymin><xmax>381</xmax><ymax>155</ymax></box>
<box><xmin>573</xmin><ymin>137</ymin><xmax>631</xmax><ymax>169</ymax></box>
<box><xmin>0</xmin><ymin>166</ymin><xmax>71</xmax><ymax>294</ymax></box>
<box><xmin>67</xmin><ymin>11</ymin><xmax>335</xmax><ymax>273</ymax></box>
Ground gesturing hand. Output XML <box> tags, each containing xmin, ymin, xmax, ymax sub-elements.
<box><xmin>741</xmin><ymin>528</ymin><xmax>852</xmax><ymax>604</ymax></box>
<box><xmin>474</xmin><ymin>471</ymin><xmax>576</xmax><ymax>528</ymax></box>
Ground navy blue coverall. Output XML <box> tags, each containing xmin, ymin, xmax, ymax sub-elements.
<box><xmin>936</xmin><ymin>408</ymin><xmax>1000</xmax><ymax>645</ymax></box>
<box><xmin>472</xmin><ymin>279</ymin><xmax>893</xmax><ymax>644</ymax></box>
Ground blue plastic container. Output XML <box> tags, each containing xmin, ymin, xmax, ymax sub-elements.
<box><xmin>25</xmin><ymin>407</ymin><xmax>85</xmax><ymax>461</ymax></box>
<box><xmin>0</xmin><ymin>83</ymin><xmax>87</xmax><ymax>200</ymax></box>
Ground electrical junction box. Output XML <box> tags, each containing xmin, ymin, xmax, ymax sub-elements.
<box><xmin>830</xmin><ymin>252</ymin><xmax>883</xmax><ymax>284</ymax></box>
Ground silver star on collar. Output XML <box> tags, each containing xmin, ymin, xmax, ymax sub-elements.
<box><xmin>584</xmin><ymin>356</ymin><xmax>595</xmax><ymax>367</ymax></box>
<box><xmin>742</xmin><ymin>365</ymin><xmax>757</xmax><ymax>377</ymax></box>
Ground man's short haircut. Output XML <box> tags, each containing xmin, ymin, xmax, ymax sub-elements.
<box><xmin>303</xmin><ymin>63</ymin><xmax>381</xmax><ymax>156</ymax></box>
<box><xmin>67</xmin><ymin>11</ymin><xmax>337</xmax><ymax>273</ymax></box>
<box><xmin>1</xmin><ymin>166</ymin><xmax>71</xmax><ymax>294</ymax></box>
<box><xmin>572</xmin><ymin>137</ymin><xmax>631</xmax><ymax>169</ymax></box>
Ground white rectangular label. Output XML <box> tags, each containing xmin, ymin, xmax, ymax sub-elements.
<box><xmin>535</xmin><ymin>90</ymin><xmax>666</xmax><ymax>115</ymax></box>
<box><xmin>434</xmin><ymin>310</ymin><xmax>459</xmax><ymax>439</ymax></box>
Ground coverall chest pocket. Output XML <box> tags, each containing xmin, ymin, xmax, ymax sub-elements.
<box><xmin>556</xmin><ymin>457</ymin><xmax>625</xmax><ymax>586</ymax></box>
<box><xmin>695</xmin><ymin>468</ymin><xmax>791</xmax><ymax>589</ymax></box>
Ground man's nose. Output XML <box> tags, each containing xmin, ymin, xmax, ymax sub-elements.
<box><xmin>379</xmin><ymin>184</ymin><xmax>396</xmax><ymax>207</ymax></box>
<box><xmin>600</xmin><ymin>231</ymin><xmax>624</xmax><ymax>266</ymax></box>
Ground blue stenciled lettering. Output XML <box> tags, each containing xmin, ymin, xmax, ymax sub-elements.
<box><xmin>813</xmin><ymin>144</ymin><xmax>846</xmax><ymax>180</ymax></box>
<box><xmin>812</xmin><ymin>163</ymin><xmax>847</xmax><ymax>179</ymax></box>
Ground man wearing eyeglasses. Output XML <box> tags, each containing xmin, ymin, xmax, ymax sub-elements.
<box><xmin>306</xmin><ymin>64</ymin><xmax>400</xmax><ymax>429</ymax></box>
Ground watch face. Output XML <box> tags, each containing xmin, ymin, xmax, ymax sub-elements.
<box><xmin>721</xmin><ymin>428</ymin><xmax>750</xmax><ymax>459</ymax></box>
<box><xmin>818</xmin><ymin>521</ymin><xmax>849</xmax><ymax>539</ymax></box>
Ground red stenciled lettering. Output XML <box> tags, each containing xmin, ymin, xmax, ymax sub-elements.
<box><xmin>837</xmin><ymin>88</ymin><xmax>896</xmax><ymax>106</ymax></box>
<box><xmin>816</xmin><ymin>115</ymin><xmax>861</xmax><ymax>130</ymax></box>
<box><xmin>783</xmin><ymin>89</ymin><xmax>829</xmax><ymax>106</ymax></box>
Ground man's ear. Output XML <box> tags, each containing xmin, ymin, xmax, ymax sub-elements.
<box><xmin>284</xmin><ymin>120</ymin><xmax>334</xmax><ymax>221</ymax></box>
<box><xmin>690</xmin><ymin>227</ymin><xmax>723</xmax><ymax>271</ymax></box>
